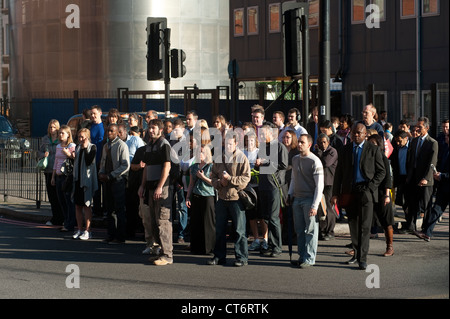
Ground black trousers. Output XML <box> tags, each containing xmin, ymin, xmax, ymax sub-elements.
<box><xmin>404</xmin><ymin>184</ymin><xmax>433</xmax><ymax>231</ymax></box>
<box><xmin>44</xmin><ymin>172</ymin><xmax>64</xmax><ymax>225</ymax></box>
<box><xmin>189</xmin><ymin>194</ymin><xmax>216</xmax><ymax>255</ymax></box>
<box><xmin>346</xmin><ymin>186</ymin><xmax>374</xmax><ymax>263</ymax></box>
<box><xmin>319</xmin><ymin>185</ymin><xmax>336</xmax><ymax>236</ymax></box>
<box><xmin>259</xmin><ymin>189</ymin><xmax>282</xmax><ymax>254</ymax></box>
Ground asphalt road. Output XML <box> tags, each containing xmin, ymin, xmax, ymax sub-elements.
<box><xmin>1</xmin><ymin>215</ymin><xmax>448</xmax><ymax>309</ymax></box>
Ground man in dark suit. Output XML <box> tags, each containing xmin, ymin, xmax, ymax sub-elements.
<box><xmin>402</xmin><ymin>117</ymin><xmax>438</xmax><ymax>233</ymax></box>
<box><xmin>391</xmin><ymin>130</ymin><xmax>410</xmax><ymax>226</ymax></box>
<box><xmin>332</xmin><ymin>123</ymin><xmax>386</xmax><ymax>270</ymax></box>
<box><xmin>414</xmin><ymin>134</ymin><xmax>449</xmax><ymax>241</ymax></box>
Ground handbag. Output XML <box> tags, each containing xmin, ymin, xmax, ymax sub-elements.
<box><xmin>36</xmin><ymin>157</ymin><xmax>48</xmax><ymax>171</ymax></box>
<box><xmin>221</xmin><ymin>155</ymin><xmax>257</xmax><ymax>210</ymax></box>
<box><xmin>238</xmin><ymin>185</ymin><xmax>257</xmax><ymax>211</ymax></box>
<box><xmin>318</xmin><ymin>194</ymin><xmax>327</xmax><ymax>221</ymax></box>
<box><xmin>60</xmin><ymin>158</ymin><xmax>74</xmax><ymax>176</ymax></box>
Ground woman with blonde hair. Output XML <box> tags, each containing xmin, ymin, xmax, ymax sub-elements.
<box><xmin>38</xmin><ymin>119</ymin><xmax>63</xmax><ymax>226</ymax></box>
<box><xmin>72</xmin><ymin>128</ymin><xmax>98</xmax><ymax>240</ymax></box>
<box><xmin>186</xmin><ymin>145</ymin><xmax>216</xmax><ymax>255</ymax></box>
<box><xmin>51</xmin><ymin>125</ymin><xmax>76</xmax><ymax>232</ymax></box>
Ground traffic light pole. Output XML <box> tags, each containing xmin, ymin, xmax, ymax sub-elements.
<box><xmin>319</xmin><ymin>0</ymin><xmax>331</xmax><ymax>124</ymax></box>
<box><xmin>301</xmin><ymin>7</ymin><xmax>310</xmax><ymax>128</ymax></box>
<box><xmin>164</xmin><ymin>28</ymin><xmax>171</xmax><ymax>116</ymax></box>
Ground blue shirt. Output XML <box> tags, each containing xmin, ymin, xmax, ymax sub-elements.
<box><xmin>353</xmin><ymin>141</ymin><xmax>366</xmax><ymax>184</ymax></box>
<box><xmin>90</xmin><ymin>122</ymin><xmax>104</xmax><ymax>164</ymax></box>
<box><xmin>126</xmin><ymin>135</ymin><xmax>145</xmax><ymax>162</ymax></box>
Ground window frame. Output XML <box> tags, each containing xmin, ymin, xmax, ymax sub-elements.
<box><xmin>233</xmin><ymin>8</ymin><xmax>245</xmax><ymax>37</ymax></box>
<box><xmin>308</xmin><ymin>0</ymin><xmax>319</xmax><ymax>28</ymax></box>
<box><xmin>400</xmin><ymin>0</ymin><xmax>416</xmax><ymax>19</ymax></box>
<box><xmin>351</xmin><ymin>91</ymin><xmax>366</xmax><ymax>117</ymax></box>
<box><xmin>400</xmin><ymin>91</ymin><xmax>418</xmax><ymax>124</ymax></box>
<box><xmin>247</xmin><ymin>6</ymin><xmax>259</xmax><ymax>36</ymax></box>
<box><xmin>268</xmin><ymin>3</ymin><xmax>281</xmax><ymax>33</ymax></box>
<box><xmin>422</xmin><ymin>0</ymin><xmax>440</xmax><ymax>16</ymax></box>
<box><xmin>351</xmin><ymin>0</ymin><xmax>366</xmax><ymax>25</ymax></box>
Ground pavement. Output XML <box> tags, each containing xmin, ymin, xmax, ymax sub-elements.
<box><xmin>0</xmin><ymin>195</ymin><xmax>417</xmax><ymax>236</ymax></box>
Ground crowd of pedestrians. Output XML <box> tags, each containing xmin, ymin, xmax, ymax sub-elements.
<box><xmin>37</xmin><ymin>103</ymin><xmax>449</xmax><ymax>269</ymax></box>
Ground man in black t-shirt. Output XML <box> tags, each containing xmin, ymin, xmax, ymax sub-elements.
<box><xmin>138</xmin><ymin>119</ymin><xmax>173</xmax><ymax>266</ymax></box>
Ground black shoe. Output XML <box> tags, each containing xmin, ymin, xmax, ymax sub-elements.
<box><xmin>207</xmin><ymin>257</ymin><xmax>226</xmax><ymax>265</ymax></box>
<box><xmin>234</xmin><ymin>260</ymin><xmax>248</xmax><ymax>267</ymax></box>
<box><xmin>290</xmin><ymin>259</ymin><xmax>300</xmax><ymax>267</ymax></box>
<box><xmin>108</xmin><ymin>239</ymin><xmax>125</xmax><ymax>245</ymax></box>
<box><xmin>269</xmin><ymin>251</ymin><xmax>282</xmax><ymax>258</ymax></box>
<box><xmin>346</xmin><ymin>257</ymin><xmax>358</xmax><ymax>264</ymax></box>
<box><xmin>358</xmin><ymin>262</ymin><xmax>367</xmax><ymax>270</ymax></box>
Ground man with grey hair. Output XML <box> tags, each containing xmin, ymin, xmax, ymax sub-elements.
<box><xmin>402</xmin><ymin>117</ymin><xmax>438</xmax><ymax>233</ymax></box>
<box><xmin>359</xmin><ymin>103</ymin><xmax>384</xmax><ymax>138</ymax></box>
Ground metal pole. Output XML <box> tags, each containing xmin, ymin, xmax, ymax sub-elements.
<box><xmin>319</xmin><ymin>0</ymin><xmax>331</xmax><ymax>124</ymax></box>
<box><xmin>301</xmin><ymin>8</ymin><xmax>310</xmax><ymax>128</ymax></box>
<box><xmin>164</xmin><ymin>28</ymin><xmax>171</xmax><ymax>116</ymax></box>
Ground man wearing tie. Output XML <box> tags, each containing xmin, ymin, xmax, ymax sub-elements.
<box><xmin>402</xmin><ymin>117</ymin><xmax>438</xmax><ymax>233</ymax></box>
<box><xmin>332</xmin><ymin>123</ymin><xmax>386</xmax><ymax>270</ymax></box>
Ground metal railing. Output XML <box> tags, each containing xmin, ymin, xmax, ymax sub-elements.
<box><xmin>0</xmin><ymin>139</ymin><xmax>48</xmax><ymax>208</ymax></box>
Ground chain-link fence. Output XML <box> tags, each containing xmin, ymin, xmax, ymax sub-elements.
<box><xmin>0</xmin><ymin>138</ymin><xmax>47</xmax><ymax>208</ymax></box>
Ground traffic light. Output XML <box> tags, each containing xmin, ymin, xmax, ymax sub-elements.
<box><xmin>171</xmin><ymin>49</ymin><xmax>186</xmax><ymax>78</ymax></box>
<box><xmin>146</xmin><ymin>18</ymin><xmax>167</xmax><ymax>81</ymax></box>
<box><xmin>283</xmin><ymin>9</ymin><xmax>303</xmax><ymax>77</ymax></box>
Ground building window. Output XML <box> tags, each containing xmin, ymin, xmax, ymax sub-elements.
<box><xmin>401</xmin><ymin>0</ymin><xmax>416</xmax><ymax>19</ymax></box>
<box><xmin>401</xmin><ymin>91</ymin><xmax>417</xmax><ymax>124</ymax></box>
<box><xmin>422</xmin><ymin>0</ymin><xmax>440</xmax><ymax>16</ymax></box>
<box><xmin>371</xmin><ymin>0</ymin><xmax>386</xmax><ymax>21</ymax></box>
<box><xmin>234</xmin><ymin>8</ymin><xmax>244</xmax><ymax>37</ymax></box>
<box><xmin>351</xmin><ymin>92</ymin><xmax>366</xmax><ymax>118</ymax></box>
<box><xmin>374</xmin><ymin>91</ymin><xmax>387</xmax><ymax>112</ymax></box>
<box><xmin>247</xmin><ymin>6</ymin><xmax>259</xmax><ymax>35</ymax></box>
<box><xmin>308</xmin><ymin>0</ymin><xmax>319</xmax><ymax>28</ymax></box>
<box><xmin>269</xmin><ymin>3</ymin><xmax>281</xmax><ymax>33</ymax></box>
<box><xmin>422</xmin><ymin>91</ymin><xmax>433</xmax><ymax>121</ymax></box>
<box><xmin>352</xmin><ymin>0</ymin><xmax>366</xmax><ymax>24</ymax></box>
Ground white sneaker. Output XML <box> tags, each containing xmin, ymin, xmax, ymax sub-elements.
<box><xmin>45</xmin><ymin>221</ymin><xmax>53</xmax><ymax>226</ymax></box>
<box><xmin>72</xmin><ymin>230</ymin><xmax>82</xmax><ymax>239</ymax></box>
<box><xmin>80</xmin><ymin>231</ymin><xmax>91</xmax><ymax>240</ymax></box>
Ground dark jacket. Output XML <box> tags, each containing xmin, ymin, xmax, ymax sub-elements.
<box><xmin>314</xmin><ymin>145</ymin><xmax>338</xmax><ymax>187</ymax></box>
<box><xmin>406</xmin><ymin>134</ymin><xmax>438</xmax><ymax>186</ymax></box>
<box><xmin>332</xmin><ymin>141</ymin><xmax>386</xmax><ymax>203</ymax></box>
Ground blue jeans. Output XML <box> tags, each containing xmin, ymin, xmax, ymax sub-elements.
<box><xmin>176</xmin><ymin>187</ymin><xmax>188</xmax><ymax>239</ymax></box>
<box><xmin>292</xmin><ymin>197</ymin><xmax>319</xmax><ymax>265</ymax></box>
<box><xmin>214</xmin><ymin>199</ymin><xmax>248</xmax><ymax>262</ymax></box>
<box><xmin>55</xmin><ymin>174</ymin><xmax>75</xmax><ymax>231</ymax></box>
